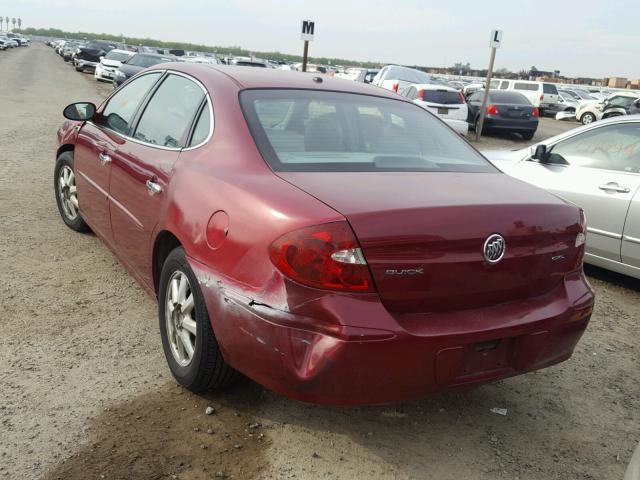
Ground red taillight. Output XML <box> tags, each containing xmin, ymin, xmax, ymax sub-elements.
<box><xmin>417</xmin><ymin>89</ymin><xmax>425</xmax><ymax>100</ymax></box>
<box><xmin>458</xmin><ymin>92</ymin><xmax>465</xmax><ymax>103</ymax></box>
<box><xmin>269</xmin><ymin>222</ymin><xmax>374</xmax><ymax>292</ymax></box>
<box><xmin>392</xmin><ymin>82</ymin><xmax>399</xmax><ymax>93</ymax></box>
<box><xmin>573</xmin><ymin>209</ymin><xmax>587</xmax><ymax>270</ymax></box>
<box><xmin>540</xmin><ymin>94</ymin><xmax>544</xmax><ymax>101</ymax></box>
<box><xmin>532</xmin><ymin>107</ymin><xmax>540</xmax><ymax>117</ymax></box>
<box><xmin>486</xmin><ymin>105</ymin><xmax>499</xmax><ymax>115</ymax></box>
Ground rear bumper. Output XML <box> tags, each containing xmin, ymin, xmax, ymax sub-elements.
<box><xmin>485</xmin><ymin>116</ymin><xmax>538</xmax><ymax>132</ymax></box>
<box><xmin>190</xmin><ymin>258</ymin><xmax>594</xmax><ymax>405</ymax></box>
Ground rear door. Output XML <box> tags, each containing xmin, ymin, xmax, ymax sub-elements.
<box><xmin>513</xmin><ymin>122</ymin><xmax>640</xmax><ymax>262</ymax></box>
<box><xmin>108</xmin><ymin>73</ymin><xmax>208</xmax><ymax>283</ymax></box>
<box><xmin>541</xmin><ymin>83</ymin><xmax>559</xmax><ymax>109</ymax></box>
<box><xmin>75</xmin><ymin>72</ymin><xmax>162</xmax><ymax>242</ymax></box>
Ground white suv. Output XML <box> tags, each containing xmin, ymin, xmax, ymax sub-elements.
<box><xmin>492</xmin><ymin>79</ymin><xmax>560</xmax><ymax>115</ymax></box>
<box><xmin>399</xmin><ymin>84</ymin><xmax>468</xmax><ymax>135</ymax></box>
<box><xmin>371</xmin><ymin>65</ymin><xmax>432</xmax><ymax>93</ymax></box>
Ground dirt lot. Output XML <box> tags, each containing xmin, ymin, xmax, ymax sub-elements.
<box><xmin>0</xmin><ymin>43</ymin><xmax>638</xmax><ymax>480</ymax></box>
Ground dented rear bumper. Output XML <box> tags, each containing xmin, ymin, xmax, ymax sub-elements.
<box><xmin>189</xmin><ymin>257</ymin><xmax>594</xmax><ymax>405</ymax></box>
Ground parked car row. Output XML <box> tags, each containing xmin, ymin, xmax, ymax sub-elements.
<box><xmin>0</xmin><ymin>32</ymin><xmax>30</xmax><ymax>50</ymax></box>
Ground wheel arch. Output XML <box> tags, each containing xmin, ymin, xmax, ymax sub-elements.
<box><xmin>152</xmin><ymin>230</ymin><xmax>184</xmax><ymax>297</ymax></box>
<box><xmin>56</xmin><ymin>144</ymin><xmax>75</xmax><ymax>159</ymax></box>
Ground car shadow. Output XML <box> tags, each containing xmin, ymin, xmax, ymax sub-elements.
<box><xmin>585</xmin><ymin>264</ymin><xmax>640</xmax><ymax>292</ymax></box>
<box><xmin>203</xmin><ymin>363</ymin><xmax>619</xmax><ymax>478</ymax></box>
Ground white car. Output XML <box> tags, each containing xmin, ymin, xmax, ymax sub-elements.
<box><xmin>399</xmin><ymin>84</ymin><xmax>469</xmax><ymax>135</ymax></box>
<box><xmin>484</xmin><ymin>115</ymin><xmax>640</xmax><ymax>279</ymax></box>
<box><xmin>575</xmin><ymin>92</ymin><xmax>640</xmax><ymax>125</ymax></box>
<box><xmin>94</xmin><ymin>49</ymin><xmax>135</xmax><ymax>82</ymax></box>
<box><xmin>371</xmin><ymin>65</ymin><xmax>431</xmax><ymax>92</ymax></box>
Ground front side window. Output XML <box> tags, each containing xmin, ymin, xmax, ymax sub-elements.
<box><xmin>133</xmin><ymin>74</ymin><xmax>205</xmax><ymax>148</ymax></box>
<box><xmin>608</xmin><ymin>96</ymin><xmax>635</xmax><ymax>108</ymax></box>
<box><xmin>548</xmin><ymin>123</ymin><xmax>640</xmax><ymax>173</ymax></box>
<box><xmin>241</xmin><ymin>89</ymin><xmax>496</xmax><ymax>173</ymax></box>
<box><xmin>543</xmin><ymin>83</ymin><xmax>558</xmax><ymax>94</ymax></box>
<box><xmin>514</xmin><ymin>83</ymin><xmax>538</xmax><ymax>91</ymax></box>
<box><xmin>100</xmin><ymin>72</ymin><xmax>162</xmax><ymax>135</ymax></box>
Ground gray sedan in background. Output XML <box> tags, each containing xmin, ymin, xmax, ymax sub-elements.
<box><xmin>484</xmin><ymin>115</ymin><xmax>640</xmax><ymax>279</ymax></box>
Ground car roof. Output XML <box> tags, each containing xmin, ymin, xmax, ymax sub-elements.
<box><xmin>159</xmin><ymin>63</ymin><xmax>404</xmax><ymax>99</ymax></box>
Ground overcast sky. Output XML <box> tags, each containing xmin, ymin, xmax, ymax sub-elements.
<box><xmin>8</xmin><ymin>0</ymin><xmax>640</xmax><ymax>78</ymax></box>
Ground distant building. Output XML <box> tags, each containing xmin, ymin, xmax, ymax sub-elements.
<box><xmin>607</xmin><ymin>77</ymin><xmax>628</xmax><ymax>88</ymax></box>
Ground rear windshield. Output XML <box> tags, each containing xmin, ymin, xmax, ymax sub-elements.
<box><xmin>543</xmin><ymin>83</ymin><xmax>558</xmax><ymax>94</ymax></box>
<box><xmin>128</xmin><ymin>55</ymin><xmax>174</xmax><ymax>67</ymax></box>
<box><xmin>385</xmin><ymin>67</ymin><xmax>430</xmax><ymax>84</ymax></box>
<box><xmin>240</xmin><ymin>90</ymin><xmax>496</xmax><ymax>173</ymax></box>
<box><xmin>488</xmin><ymin>92</ymin><xmax>531</xmax><ymax>105</ymax></box>
<box><xmin>422</xmin><ymin>90</ymin><xmax>463</xmax><ymax>104</ymax></box>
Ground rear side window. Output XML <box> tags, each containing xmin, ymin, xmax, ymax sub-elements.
<box><xmin>189</xmin><ymin>101</ymin><xmax>212</xmax><ymax>147</ymax></box>
<box><xmin>133</xmin><ymin>74</ymin><xmax>205</xmax><ymax>148</ymax></box>
<box><xmin>240</xmin><ymin>89</ymin><xmax>496</xmax><ymax>173</ymax></box>
<box><xmin>101</xmin><ymin>72</ymin><xmax>162</xmax><ymax>135</ymax></box>
<box><xmin>514</xmin><ymin>83</ymin><xmax>538</xmax><ymax>91</ymax></box>
<box><xmin>488</xmin><ymin>92</ymin><xmax>531</xmax><ymax>105</ymax></box>
<box><xmin>421</xmin><ymin>90</ymin><xmax>463</xmax><ymax>104</ymax></box>
<box><xmin>543</xmin><ymin>83</ymin><xmax>558</xmax><ymax>94</ymax></box>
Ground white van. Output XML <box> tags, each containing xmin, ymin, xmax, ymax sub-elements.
<box><xmin>491</xmin><ymin>79</ymin><xmax>560</xmax><ymax>114</ymax></box>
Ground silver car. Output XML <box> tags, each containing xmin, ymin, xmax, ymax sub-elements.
<box><xmin>485</xmin><ymin>115</ymin><xmax>640</xmax><ymax>279</ymax></box>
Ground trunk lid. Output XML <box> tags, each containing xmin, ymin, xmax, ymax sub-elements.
<box><xmin>496</xmin><ymin>104</ymin><xmax>535</xmax><ymax>120</ymax></box>
<box><xmin>278</xmin><ymin>172</ymin><xmax>582</xmax><ymax>314</ymax></box>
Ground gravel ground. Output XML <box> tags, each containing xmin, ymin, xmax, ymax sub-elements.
<box><xmin>1</xmin><ymin>43</ymin><xmax>638</xmax><ymax>480</ymax></box>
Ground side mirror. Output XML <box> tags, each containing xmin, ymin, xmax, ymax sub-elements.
<box><xmin>532</xmin><ymin>144</ymin><xmax>548</xmax><ymax>162</ymax></box>
<box><xmin>63</xmin><ymin>102</ymin><xmax>97</xmax><ymax>121</ymax></box>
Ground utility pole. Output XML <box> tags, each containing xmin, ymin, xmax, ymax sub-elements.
<box><xmin>475</xmin><ymin>30</ymin><xmax>503</xmax><ymax>141</ymax></box>
<box><xmin>302</xmin><ymin>40</ymin><xmax>309</xmax><ymax>72</ymax></box>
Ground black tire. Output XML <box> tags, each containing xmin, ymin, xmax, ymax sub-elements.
<box><xmin>54</xmin><ymin>151</ymin><xmax>90</xmax><ymax>232</ymax></box>
<box><xmin>75</xmin><ymin>66</ymin><xmax>82</xmax><ymax>72</ymax></box>
<box><xmin>473</xmin><ymin>115</ymin><xmax>485</xmax><ymax>136</ymax></box>
<box><xmin>159</xmin><ymin>247</ymin><xmax>237</xmax><ymax>392</ymax></box>
<box><xmin>521</xmin><ymin>131</ymin><xmax>535</xmax><ymax>140</ymax></box>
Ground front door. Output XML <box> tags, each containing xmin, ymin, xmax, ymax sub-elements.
<box><xmin>516</xmin><ymin>122</ymin><xmax>640</xmax><ymax>263</ymax></box>
<box><xmin>74</xmin><ymin>123</ymin><xmax>120</xmax><ymax>242</ymax></box>
<box><xmin>109</xmin><ymin>73</ymin><xmax>207</xmax><ymax>284</ymax></box>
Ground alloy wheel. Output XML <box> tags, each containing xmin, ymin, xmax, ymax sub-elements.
<box><xmin>165</xmin><ymin>270</ymin><xmax>197</xmax><ymax>367</ymax></box>
<box><xmin>57</xmin><ymin>165</ymin><xmax>79</xmax><ymax>220</ymax></box>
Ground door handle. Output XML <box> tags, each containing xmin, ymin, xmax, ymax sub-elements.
<box><xmin>146</xmin><ymin>180</ymin><xmax>162</xmax><ymax>195</ymax></box>
<box><xmin>598</xmin><ymin>182</ymin><xmax>630</xmax><ymax>194</ymax></box>
<box><xmin>98</xmin><ymin>152</ymin><xmax>111</xmax><ymax>165</ymax></box>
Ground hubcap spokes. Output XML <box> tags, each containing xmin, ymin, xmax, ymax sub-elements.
<box><xmin>58</xmin><ymin>165</ymin><xmax>79</xmax><ymax>220</ymax></box>
<box><xmin>165</xmin><ymin>271</ymin><xmax>196</xmax><ymax>366</ymax></box>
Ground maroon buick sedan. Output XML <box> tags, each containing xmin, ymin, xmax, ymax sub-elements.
<box><xmin>55</xmin><ymin>64</ymin><xmax>594</xmax><ymax>405</ymax></box>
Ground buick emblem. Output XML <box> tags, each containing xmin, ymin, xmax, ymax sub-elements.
<box><xmin>483</xmin><ymin>234</ymin><xmax>506</xmax><ymax>264</ymax></box>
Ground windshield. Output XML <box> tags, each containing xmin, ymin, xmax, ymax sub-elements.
<box><xmin>105</xmin><ymin>50</ymin><xmax>132</xmax><ymax>62</ymax></box>
<box><xmin>127</xmin><ymin>55</ymin><xmax>174</xmax><ymax>67</ymax></box>
<box><xmin>240</xmin><ymin>89</ymin><xmax>496</xmax><ymax>173</ymax></box>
